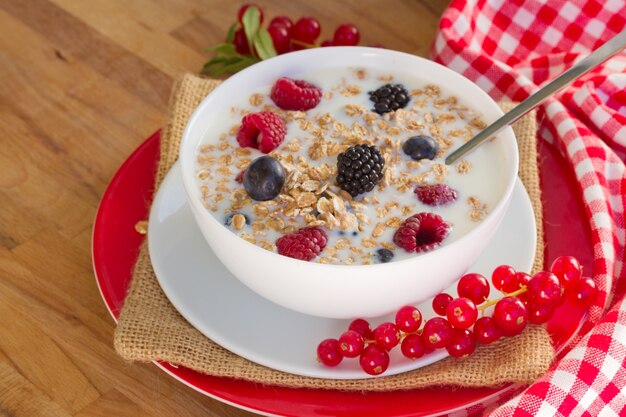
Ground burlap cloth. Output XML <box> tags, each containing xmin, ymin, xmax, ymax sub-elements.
<box><xmin>114</xmin><ymin>74</ymin><xmax>551</xmax><ymax>391</ymax></box>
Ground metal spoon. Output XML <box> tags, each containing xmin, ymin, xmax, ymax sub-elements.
<box><xmin>445</xmin><ymin>29</ymin><xmax>626</xmax><ymax>165</ymax></box>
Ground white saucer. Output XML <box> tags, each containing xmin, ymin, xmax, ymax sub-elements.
<box><xmin>148</xmin><ymin>163</ymin><xmax>536</xmax><ymax>379</ymax></box>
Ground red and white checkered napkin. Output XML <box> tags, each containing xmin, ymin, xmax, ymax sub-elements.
<box><xmin>431</xmin><ymin>1</ymin><xmax>626</xmax><ymax>415</ymax></box>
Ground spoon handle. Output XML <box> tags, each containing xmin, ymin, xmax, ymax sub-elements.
<box><xmin>445</xmin><ymin>29</ymin><xmax>626</xmax><ymax>165</ymax></box>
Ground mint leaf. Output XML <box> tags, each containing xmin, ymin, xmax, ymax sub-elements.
<box><xmin>225</xmin><ymin>23</ymin><xmax>236</xmax><ymax>44</ymax></box>
<box><xmin>242</xmin><ymin>6</ymin><xmax>260</xmax><ymax>53</ymax></box>
<box><xmin>253</xmin><ymin>27</ymin><xmax>277</xmax><ymax>60</ymax></box>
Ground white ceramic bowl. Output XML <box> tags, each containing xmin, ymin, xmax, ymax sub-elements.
<box><xmin>179</xmin><ymin>47</ymin><xmax>518</xmax><ymax>319</ymax></box>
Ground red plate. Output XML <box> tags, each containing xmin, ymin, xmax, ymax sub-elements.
<box><xmin>92</xmin><ymin>131</ymin><xmax>592</xmax><ymax>417</ymax></box>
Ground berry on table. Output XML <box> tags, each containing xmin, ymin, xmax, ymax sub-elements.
<box><xmin>333</xmin><ymin>23</ymin><xmax>360</xmax><ymax>46</ymax></box>
<box><xmin>491</xmin><ymin>265</ymin><xmax>519</xmax><ymax>293</ymax></box>
<box><xmin>369</xmin><ymin>84</ymin><xmax>410</xmax><ymax>114</ymax></box>
<box><xmin>236</xmin><ymin>111</ymin><xmax>286</xmax><ymax>153</ymax></box>
<box><xmin>493</xmin><ymin>296</ymin><xmax>528</xmax><ymax>336</ymax></box>
<box><xmin>276</xmin><ymin>227</ymin><xmax>328</xmax><ymax>261</ymax></box>
<box><xmin>243</xmin><ymin>156</ymin><xmax>286</xmax><ymax>201</ymax></box>
<box><xmin>473</xmin><ymin>316</ymin><xmax>502</xmax><ymax>345</ymax></box>
<box><xmin>374</xmin><ymin>248</ymin><xmax>394</xmax><ymax>263</ymax></box>
<box><xmin>401</xmin><ymin>333</ymin><xmax>426</xmax><ymax>359</ymax></box>
<box><xmin>395</xmin><ymin>305</ymin><xmax>422</xmax><ymax>333</ymax></box>
<box><xmin>393</xmin><ymin>212</ymin><xmax>450</xmax><ymax>253</ymax></box>
<box><xmin>568</xmin><ymin>276</ymin><xmax>598</xmax><ymax>307</ymax></box>
<box><xmin>402</xmin><ymin>135</ymin><xmax>440</xmax><ymax>161</ymax></box>
<box><xmin>528</xmin><ymin>303</ymin><xmax>554</xmax><ymax>324</ymax></box>
<box><xmin>320</xmin><ymin>39</ymin><xmax>334</xmax><ymax>47</ymax></box>
<box><xmin>292</xmin><ymin>17</ymin><xmax>321</xmax><ymax>44</ymax></box>
<box><xmin>550</xmin><ymin>255</ymin><xmax>582</xmax><ymax>288</ymax></box>
<box><xmin>317</xmin><ymin>338</ymin><xmax>342</xmax><ymax>366</ymax></box>
<box><xmin>338</xmin><ymin>330</ymin><xmax>365</xmax><ymax>358</ymax></box>
<box><xmin>446</xmin><ymin>297</ymin><xmax>478</xmax><ymax>330</ymax></box>
<box><xmin>270</xmin><ymin>77</ymin><xmax>322</xmax><ymax>111</ymax></box>
<box><xmin>422</xmin><ymin>317</ymin><xmax>453</xmax><ymax>349</ymax></box>
<box><xmin>446</xmin><ymin>328</ymin><xmax>476</xmax><ymax>358</ymax></box>
<box><xmin>457</xmin><ymin>273</ymin><xmax>490</xmax><ymax>305</ymax></box>
<box><xmin>373</xmin><ymin>322</ymin><xmax>401</xmax><ymax>350</ymax></box>
<box><xmin>237</xmin><ymin>4</ymin><xmax>264</xmax><ymax>24</ymax></box>
<box><xmin>348</xmin><ymin>318</ymin><xmax>374</xmax><ymax>340</ymax></box>
<box><xmin>336</xmin><ymin>144</ymin><xmax>385</xmax><ymax>197</ymax></box>
<box><xmin>269</xmin><ymin>15</ymin><xmax>293</xmax><ymax>31</ymax></box>
<box><xmin>432</xmin><ymin>293</ymin><xmax>453</xmax><ymax>316</ymax></box>
<box><xmin>268</xmin><ymin>25</ymin><xmax>291</xmax><ymax>54</ymax></box>
<box><xmin>516</xmin><ymin>271</ymin><xmax>532</xmax><ymax>287</ymax></box>
<box><xmin>359</xmin><ymin>344</ymin><xmax>390</xmax><ymax>375</ymax></box>
<box><xmin>527</xmin><ymin>271</ymin><xmax>562</xmax><ymax>306</ymax></box>
<box><xmin>232</xmin><ymin>28</ymin><xmax>251</xmax><ymax>55</ymax></box>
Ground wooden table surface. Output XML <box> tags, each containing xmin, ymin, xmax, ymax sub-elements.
<box><xmin>0</xmin><ymin>1</ymin><xmax>449</xmax><ymax>416</ymax></box>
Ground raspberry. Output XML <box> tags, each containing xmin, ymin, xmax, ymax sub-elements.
<box><xmin>236</xmin><ymin>111</ymin><xmax>286</xmax><ymax>153</ymax></box>
<box><xmin>393</xmin><ymin>212</ymin><xmax>450</xmax><ymax>253</ymax></box>
<box><xmin>414</xmin><ymin>184</ymin><xmax>458</xmax><ymax>206</ymax></box>
<box><xmin>270</xmin><ymin>77</ymin><xmax>322</xmax><ymax>111</ymax></box>
<box><xmin>276</xmin><ymin>227</ymin><xmax>327</xmax><ymax>261</ymax></box>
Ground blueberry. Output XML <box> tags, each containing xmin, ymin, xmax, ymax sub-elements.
<box><xmin>243</xmin><ymin>156</ymin><xmax>286</xmax><ymax>201</ymax></box>
<box><xmin>402</xmin><ymin>135</ymin><xmax>439</xmax><ymax>161</ymax></box>
<box><xmin>375</xmin><ymin>248</ymin><xmax>394</xmax><ymax>263</ymax></box>
<box><xmin>224</xmin><ymin>212</ymin><xmax>250</xmax><ymax>226</ymax></box>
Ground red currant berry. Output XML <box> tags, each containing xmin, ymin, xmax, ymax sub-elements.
<box><xmin>473</xmin><ymin>316</ymin><xmax>502</xmax><ymax>344</ymax></box>
<box><xmin>492</xmin><ymin>265</ymin><xmax>518</xmax><ymax>293</ymax></box>
<box><xmin>446</xmin><ymin>297</ymin><xmax>478</xmax><ymax>329</ymax></box>
<box><xmin>269</xmin><ymin>15</ymin><xmax>293</xmax><ymax>31</ymax></box>
<box><xmin>568</xmin><ymin>276</ymin><xmax>598</xmax><ymax>308</ymax></box>
<box><xmin>493</xmin><ymin>296</ymin><xmax>528</xmax><ymax>336</ymax></box>
<box><xmin>320</xmin><ymin>39</ymin><xmax>334</xmax><ymax>47</ymax></box>
<box><xmin>457</xmin><ymin>273</ymin><xmax>490</xmax><ymax>305</ymax></box>
<box><xmin>292</xmin><ymin>17</ymin><xmax>321</xmax><ymax>44</ymax></box>
<box><xmin>422</xmin><ymin>317</ymin><xmax>453</xmax><ymax>349</ymax></box>
<box><xmin>333</xmin><ymin>23</ymin><xmax>360</xmax><ymax>46</ymax></box>
<box><xmin>268</xmin><ymin>25</ymin><xmax>291</xmax><ymax>54</ymax></box>
<box><xmin>359</xmin><ymin>344</ymin><xmax>390</xmax><ymax>375</ymax></box>
<box><xmin>317</xmin><ymin>338</ymin><xmax>342</xmax><ymax>366</ymax></box>
<box><xmin>528</xmin><ymin>303</ymin><xmax>555</xmax><ymax>324</ymax></box>
<box><xmin>348</xmin><ymin>318</ymin><xmax>373</xmax><ymax>340</ymax></box>
<box><xmin>516</xmin><ymin>271</ymin><xmax>532</xmax><ymax>287</ymax></box>
<box><xmin>237</xmin><ymin>4</ymin><xmax>264</xmax><ymax>25</ymax></box>
<box><xmin>527</xmin><ymin>271</ymin><xmax>562</xmax><ymax>306</ymax></box>
<box><xmin>395</xmin><ymin>305</ymin><xmax>422</xmax><ymax>333</ymax></box>
<box><xmin>446</xmin><ymin>328</ymin><xmax>476</xmax><ymax>358</ymax></box>
<box><xmin>232</xmin><ymin>28</ymin><xmax>251</xmax><ymax>55</ymax></box>
<box><xmin>338</xmin><ymin>330</ymin><xmax>365</xmax><ymax>358</ymax></box>
<box><xmin>373</xmin><ymin>322</ymin><xmax>401</xmax><ymax>350</ymax></box>
<box><xmin>401</xmin><ymin>333</ymin><xmax>426</xmax><ymax>359</ymax></box>
<box><xmin>551</xmin><ymin>256</ymin><xmax>582</xmax><ymax>288</ymax></box>
<box><xmin>432</xmin><ymin>293</ymin><xmax>453</xmax><ymax>316</ymax></box>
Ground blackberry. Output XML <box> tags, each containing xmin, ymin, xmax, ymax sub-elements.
<box><xmin>368</xmin><ymin>84</ymin><xmax>410</xmax><ymax>114</ymax></box>
<box><xmin>336</xmin><ymin>144</ymin><xmax>385</xmax><ymax>197</ymax></box>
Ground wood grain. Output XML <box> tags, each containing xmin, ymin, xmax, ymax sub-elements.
<box><xmin>0</xmin><ymin>1</ymin><xmax>449</xmax><ymax>415</ymax></box>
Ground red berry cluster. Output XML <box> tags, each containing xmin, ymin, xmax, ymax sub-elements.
<box><xmin>317</xmin><ymin>256</ymin><xmax>598</xmax><ymax>375</ymax></box>
<box><xmin>203</xmin><ymin>4</ymin><xmax>367</xmax><ymax>76</ymax></box>
<box><xmin>234</xmin><ymin>3</ymin><xmax>362</xmax><ymax>55</ymax></box>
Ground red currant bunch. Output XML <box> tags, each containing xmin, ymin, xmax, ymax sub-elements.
<box><xmin>317</xmin><ymin>256</ymin><xmax>598</xmax><ymax>375</ymax></box>
<box><xmin>203</xmin><ymin>4</ymin><xmax>367</xmax><ymax>76</ymax></box>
